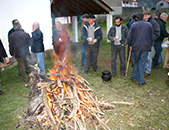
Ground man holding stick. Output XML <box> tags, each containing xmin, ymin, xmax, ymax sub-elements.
<box><xmin>128</xmin><ymin>13</ymin><xmax>153</xmax><ymax>86</ymax></box>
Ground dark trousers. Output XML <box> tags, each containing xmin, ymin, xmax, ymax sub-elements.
<box><xmin>81</xmin><ymin>43</ymin><xmax>93</xmax><ymax>66</ymax></box>
<box><xmin>16</xmin><ymin>57</ymin><xmax>29</xmax><ymax>82</ymax></box>
<box><xmin>85</xmin><ymin>45</ymin><xmax>99</xmax><ymax>71</ymax></box>
<box><xmin>111</xmin><ymin>45</ymin><xmax>126</xmax><ymax>74</ymax></box>
<box><xmin>153</xmin><ymin>40</ymin><xmax>162</xmax><ymax>67</ymax></box>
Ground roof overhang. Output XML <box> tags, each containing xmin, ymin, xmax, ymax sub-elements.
<box><xmin>51</xmin><ymin>0</ymin><xmax>113</xmax><ymax>17</ymax></box>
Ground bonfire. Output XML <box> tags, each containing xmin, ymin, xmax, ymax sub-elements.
<box><xmin>24</xmin><ymin>34</ymin><xmax>133</xmax><ymax>130</ymax></box>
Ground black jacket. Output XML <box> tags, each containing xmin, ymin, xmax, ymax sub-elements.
<box><xmin>31</xmin><ymin>28</ymin><xmax>44</xmax><ymax>53</ymax></box>
<box><xmin>156</xmin><ymin>18</ymin><xmax>169</xmax><ymax>41</ymax></box>
<box><xmin>107</xmin><ymin>24</ymin><xmax>129</xmax><ymax>46</ymax></box>
<box><xmin>9</xmin><ymin>29</ymin><xmax>32</xmax><ymax>58</ymax></box>
<box><xmin>148</xmin><ymin>16</ymin><xmax>160</xmax><ymax>41</ymax></box>
<box><xmin>0</xmin><ymin>39</ymin><xmax>8</xmax><ymax>63</ymax></box>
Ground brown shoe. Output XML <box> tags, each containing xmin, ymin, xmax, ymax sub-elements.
<box><xmin>144</xmin><ymin>73</ymin><xmax>150</xmax><ymax>77</ymax></box>
<box><xmin>0</xmin><ymin>90</ymin><xmax>5</xmax><ymax>95</ymax></box>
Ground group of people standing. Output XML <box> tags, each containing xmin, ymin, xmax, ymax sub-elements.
<box><xmin>0</xmin><ymin>19</ymin><xmax>46</xmax><ymax>95</ymax></box>
<box><xmin>80</xmin><ymin>12</ymin><xmax>169</xmax><ymax>86</ymax></box>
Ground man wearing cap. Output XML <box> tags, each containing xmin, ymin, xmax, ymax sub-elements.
<box><xmin>81</xmin><ymin>14</ymin><xmax>103</xmax><ymax>73</ymax></box>
<box><xmin>143</xmin><ymin>10</ymin><xmax>160</xmax><ymax>77</ymax></box>
<box><xmin>81</xmin><ymin>14</ymin><xmax>93</xmax><ymax>67</ymax></box>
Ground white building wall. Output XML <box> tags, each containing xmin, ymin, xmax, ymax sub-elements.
<box><xmin>0</xmin><ymin>0</ymin><xmax>53</xmax><ymax>57</ymax></box>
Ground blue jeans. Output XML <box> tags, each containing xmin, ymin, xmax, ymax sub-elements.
<box><xmin>145</xmin><ymin>47</ymin><xmax>153</xmax><ymax>74</ymax></box>
<box><xmin>153</xmin><ymin>40</ymin><xmax>162</xmax><ymax>67</ymax></box>
<box><xmin>131</xmin><ymin>51</ymin><xmax>148</xmax><ymax>84</ymax></box>
<box><xmin>158</xmin><ymin>52</ymin><xmax>163</xmax><ymax>63</ymax></box>
<box><xmin>34</xmin><ymin>52</ymin><xmax>45</xmax><ymax>74</ymax></box>
<box><xmin>81</xmin><ymin>43</ymin><xmax>93</xmax><ymax>66</ymax></box>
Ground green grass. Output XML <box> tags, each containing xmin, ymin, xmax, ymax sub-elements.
<box><xmin>0</xmin><ymin>22</ymin><xmax>169</xmax><ymax>130</ymax></box>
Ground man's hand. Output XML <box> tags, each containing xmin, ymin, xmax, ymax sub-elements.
<box><xmin>93</xmin><ymin>39</ymin><xmax>97</xmax><ymax>44</ymax></box>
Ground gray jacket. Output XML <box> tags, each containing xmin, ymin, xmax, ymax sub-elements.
<box><xmin>108</xmin><ymin>24</ymin><xmax>128</xmax><ymax>46</ymax></box>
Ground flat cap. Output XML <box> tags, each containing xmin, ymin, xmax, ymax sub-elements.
<box><xmin>143</xmin><ymin>10</ymin><xmax>151</xmax><ymax>15</ymax></box>
<box><xmin>82</xmin><ymin>13</ymin><xmax>89</xmax><ymax>18</ymax></box>
<box><xmin>88</xmin><ymin>14</ymin><xmax>95</xmax><ymax>19</ymax></box>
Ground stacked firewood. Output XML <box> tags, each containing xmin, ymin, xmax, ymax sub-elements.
<box><xmin>25</xmin><ymin>69</ymin><xmax>115</xmax><ymax>130</ymax></box>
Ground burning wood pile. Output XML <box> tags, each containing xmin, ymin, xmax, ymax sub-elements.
<box><xmin>25</xmin><ymin>59</ymin><xmax>115</xmax><ymax>130</ymax></box>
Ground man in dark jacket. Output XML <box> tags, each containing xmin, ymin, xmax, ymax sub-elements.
<box><xmin>143</xmin><ymin>11</ymin><xmax>160</xmax><ymax>77</ymax></box>
<box><xmin>153</xmin><ymin>13</ymin><xmax>169</xmax><ymax>68</ymax></box>
<box><xmin>9</xmin><ymin>22</ymin><xmax>32</xmax><ymax>82</ymax></box>
<box><xmin>0</xmin><ymin>39</ymin><xmax>10</xmax><ymax>95</ymax></box>
<box><xmin>31</xmin><ymin>22</ymin><xmax>45</xmax><ymax>74</ymax></box>
<box><xmin>108</xmin><ymin>16</ymin><xmax>128</xmax><ymax>76</ymax></box>
<box><xmin>128</xmin><ymin>13</ymin><xmax>153</xmax><ymax>86</ymax></box>
<box><xmin>81</xmin><ymin>14</ymin><xmax>103</xmax><ymax>73</ymax></box>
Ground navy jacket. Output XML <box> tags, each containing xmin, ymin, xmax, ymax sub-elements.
<box><xmin>128</xmin><ymin>20</ymin><xmax>153</xmax><ymax>51</ymax></box>
<box><xmin>31</xmin><ymin>28</ymin><xmax>44</xmax><ymax>53</ymax></box>
<box><xmin>81</xmin><ymin>21</ymin><xmax>103</xmax><ymax>47</ymax></box>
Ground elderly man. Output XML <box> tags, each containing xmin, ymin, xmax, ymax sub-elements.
<box><xmin>31</xmin><ymin>22</ymin><xmax>45</xmax><ymax>74</ymax></box>
<box><xmin>128</xmin><ymin>13</ymin><xmax>153</xmax><ymax>86</ymax></box>
<box><xmin>143</xmin><ymin>11</ymin><xmax>160</xmax><ymax>77</ymax></box>
<box><xmin>153</xmin><ymin>13</ymin><xmax>169</xmax><ymax>69</ymax></box>
<box><xmin>81</xmin><ymin>14</ymin><xmax>103</xmax><ymax>73</ymax></box>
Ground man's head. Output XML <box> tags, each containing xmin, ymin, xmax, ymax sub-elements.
<box><xmin>88</xmin><ymin>14</ymin><xmax>95</xmax><ymax>25</ymax></box>
<box><xmin>55</xmin><ymin>21</ymin><xmax>62</xmax><ymax>31</ymax></box>
<box><xmin>13</xmin><ymin>22</ymin><xmax>21</xmax><ymax>30</ymax></box>
<box><xmin>154</xmin><ymin>11</ymin><xmax>161</xmax><ymax>19</ymax></box>
<box><xmin>32</xmin><ymin>22</ymin><xmax>40</xmax><ymax>32</ymax></box>
<box><xmin>114</xmin><ymin>16</ymin><xmax>122</xmax><ymax>27</ymax></box>
<box><xmin>143</xmin><ymin>10</ymin><xmax>151</xmax><ymax>21</ymax></box>
<box><xmin>160</xmin><ymin>13</ymin><xmax>168</xmax><ymax>22</ymax></box>
<box><xmin>82</xmin><ymin>13</ymin><xmax>89</xmax><ymax>22</ymax></box>
<box><xmin>136</xmin><ymin>13</ymin><xmax>144</xmax><ymax>21</ymax></box>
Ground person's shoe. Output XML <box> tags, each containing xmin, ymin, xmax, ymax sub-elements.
<box><xmin>0</xmin><ymin>90</ymin><xmax>5</xmax><ymax>95</ymax></box>
<box><xmin>139</xmin><ymin>81</ymin><xmax>146</xmax><ymax>86</ymax></box>
<box><xmin>153</xmin><ymin>66</ymin><xmax>161</xmax><ymax>69</ymax></box>
<box><xmin>24</xmin><ymin>80</ymin><xmax>29</xmax><ymax>83</ymax></box>
<box><xmin>121</xmin><ymin>73</ymin><xmax>125</xmax><ymax>76</ymax></box>
<box><xmin>131</xmin><ymin>78</ymin><xmax>136</xmax><ymax>82</ymax></box>
<box><xmin>81</xmin><ymin>64</ymin><xmax>84</xmax><ymax>67</ymax></box>
<box><xmin>84</xmin><ymin>70</ymin><xmax>88</xmax><ymax>74</ymax></box>
<box><xmin>144</xmin><ymin>73</ymin><xmax>150</xmax><ymax>77</ymax></box>
<box><xmin>93</xmin><ymin>68</ymin><xmax>98</xmax><ymax>72</ymax></box>
<box><xmin>112</xmin><ymin>73</ymin><xmax>116</xmax><ymax>76</ymax></box>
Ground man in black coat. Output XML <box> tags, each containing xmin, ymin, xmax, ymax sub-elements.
<box><xmin>0</xmin><ymin>39</ymin><xmax>10</xmax><ymax>95</ymax></box>
<box><xmin>153</xmin><ymin>13</ymin><xmax>169</xmax><ymax>68</ymax></box>
<box><xmin>9</xmin><ymin>22</ymin><xmax>32</xmax><ymax>82</ymax></box>
<box><xmin>143</xmin><ymin>11</ymin><xmax>160</xmax><ymax>77</ymax></box>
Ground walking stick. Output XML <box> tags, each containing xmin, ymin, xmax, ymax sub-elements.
<box><xmin>125</xmin><ymin>47</ymin><xmax>132</xmax><ymax>77</ymax></box>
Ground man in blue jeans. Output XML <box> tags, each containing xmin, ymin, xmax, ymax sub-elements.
<box><xmin>143</xmin><ymin>11</ymin><xmax>160</xmax><ymax>77</ymax></box>
<box><xmin>128</xmin><ymin>13</ymin><xmax>153</xmax><ymax>86</ymax></box>
<box><xmin>31</xmin><ymin>22</ymin><xmax>45</xmax><ymax>74</ymax></box>
<box><xmin>81</xmin><ymin>14</ymin><xmax>93</xmax><ymax>67</ymax></box>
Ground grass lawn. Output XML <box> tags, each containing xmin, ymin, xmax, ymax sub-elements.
<box><xmin>0</xmin><ymin>22</ymin><xmax>169</xmax><ymax>130</ymax></box>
